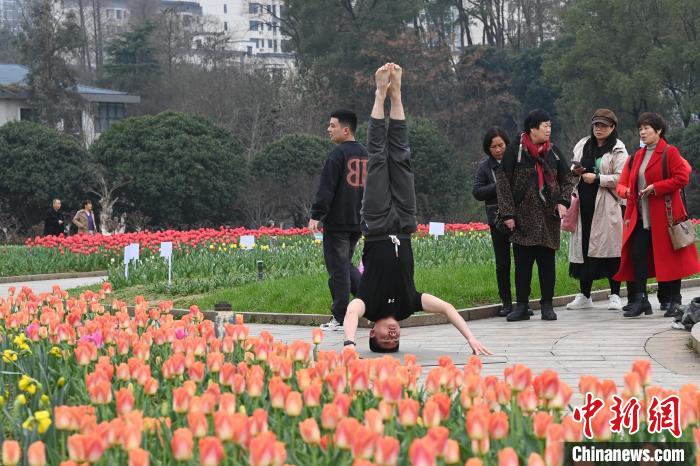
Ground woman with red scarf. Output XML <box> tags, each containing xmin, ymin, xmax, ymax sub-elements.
<box><xmin>496</xmin><ymin>109</ymin><xmax>574</xmax><ymax>322</ymax></box>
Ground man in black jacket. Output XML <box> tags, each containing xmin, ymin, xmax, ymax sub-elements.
<box><xmin>44</xmin><ymin>198</ymin><xmax>65</xmax><ymax>236</ymax></box>
<box><xmin>309</xmin><ymin>109</ymin><xmax>368</xmax><ymax>330</ymax></box>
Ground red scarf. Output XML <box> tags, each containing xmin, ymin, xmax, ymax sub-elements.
<box><xmin>521</xmin><ymin>132</ymin><xmax>552</xmax><ymax>191</ymax></box>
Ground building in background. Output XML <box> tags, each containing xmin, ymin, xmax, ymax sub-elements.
<box><xmin>0</xmin><ymin>63</ymin><xmax>140</xmax><ymax>144</ymax></box>
<box><xmin>0</xmin><ymin>0</ymin><xmax>21</xmax><ymax>32</ymax></box>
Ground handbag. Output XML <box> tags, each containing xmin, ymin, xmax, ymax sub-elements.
<box><xmin>560</xmin><ymin>192</ymin><xmax>579</xmax><ymax>232</ymax></box>
<box><xmin>662</xmin><ymin>149</ymin><xmax>697</xmax><ymax>250</ymax></box>
<box><xmin>493</xmin><ymin>210</ymin><xmax>512</xmax><ymax>235</ymax></box>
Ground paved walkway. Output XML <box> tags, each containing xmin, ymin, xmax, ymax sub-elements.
<box><xmin>0</xmin><ymin>276</ymin><xmax>107</xmax><ymax>297</ymax></box>
<box><xmin>247</xmin><ymin>286</ymin><xmax>700</xmax><ymax>401</ymax></box>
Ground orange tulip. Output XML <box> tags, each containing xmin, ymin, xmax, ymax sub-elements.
<box><xmin>143</xmin><ymin>377</ymin><xmax>159</xmax><ymax>396</ymax></box>
<box><xmin>517</xmin><ymin>387</ymin><xmax>538</xmax><ymax>413</ymax></box>
<box><xmin>116</xmin><ymin>387</ymin><xmax>135</xmax><ymax>415</ymax></box>
<box><xmin>545</xmin><ymin>424</ymin><xmax>565</xmax><ymax>466</ymax></box>
<box><xmin>269</xmin><ymin>378</ymin><xmax>291</xmax><ymax>409</ymax></box>
<box><xmin>303</xmin><ymin>384</ymin><xmax>322</xmax><ymax>407</ymax></box>
<box><xmin>591</xmin><ymin>403</ymin><xmax>613</xmax><ymax>440</ymax></box>
<box><xmin>624</xmin><ymin>372</ymin><xmax>642</xmax><ymax>397</ymax></box>
<box><xmin>213</xmin><ymin>411</ymin><xmax>235</xmax><ymax>441</ymax></box>
<box><xmin>429</xmin><ymin>392</ymin><xmax>451</xmax><ymax>419</ymax></box>
<box><xmin>489</xmin><ymin>411</ymin><xmax>509</xmax><ymax>440</ymax></box>
<box><xmin>443</xmin><ymin>439</ymin><xmax>460</xmax><ymax>464</ymax></box>
<box><xmin>335</xmin><ymin>417</ymin><xmax>361</xmax><ymax>450</ymax></box>
<box><xmin>128</xmin><ymin>448</ymin><xmax>149</xmax><ymax>466</ymax></box>
<box><xmin>549</xmin><ymin>382</ymin><xmax>572</xmax><ymax>410</ymax></box>
<box><xmin>350</xmin><ymin>365</ymin><xmax>370</xmax><ymax>392</ymax></box>
<box><xmin>284</xmin><ymin>391</ymin><xmax>303</xmax><ymax>417</ymax></box>
<box><xmin>398</xmin><ymin>398</ymin><xmax>420</xmax><ymax>427</ymax></box>
<box><xmin>380</xmin><ymin>377</ymin><xmax>403</xmax><ymax>404</ymax></box>
<box><xmin>599</xmin><ymin>379</ymin><xmax>617</xmax><ymax>400</ymax></box>
<box><xmin>498</xmin><ymin>447</ymin><xmax>519</xmax><ymax>466</ymax></box>
<box><xmin>247</xmin><ymin>371</ymin><xmax>265</xmax><ymax>398</ymax></box>
<box><xmin>171</xmin><ymin>428</ymin><xmax>194</xmax><ymax>461</ymax></box>
<box><xmin>172</xmin><ymin>386</ymin><xmax>191</xmax><ymax>414</ymax></box>
<box><xmin>2</xmin><ymin>440</ymin><xmax>21</xmax><ymax>466</ymax></box>
<box><xmin>375</xmin><ymin>436</ymin><xmax>400</xmax><ymax>466</ymax></box>
<box><xmin>561</xmin><ymin>415</ymin><xmax>583</xmax><ymax>442</ymax></box>
<box><xmin>351</xmin><ymin>426</ymin><xmax>377</xmax><ymax>460</ymax></box>
<box><xmin>465</xmin><ymin>459</ymin><xmax>484</xmax><ymax>466</ymax></box>
<box><xmin>250</xmin><ymin>408</ymin><xmax>269</xmax><ymax>436</ymax></box>
<box><xmin>409</xmin><ymin>437</ymin><xmax>436</xmax><ymax>466</ymax></box>
<box><xmin>527</xmin><ymin>452</ymin><xmax>545</xmax><ymax>466</ymax></box>
<box><xmin>27</xmin><ymin>441</ymin><xmax>46</xmax><ymax>466</ymax></box>
<box><xmin>88</xmin><ymin>380</ymin><xmax>113</xmax><ymax>405</ymax></box>
<box><xmin>67</xmin><ymin>435</ymin><xmax>86</xmax><ymax>462</ymax></box>
<box><xmin>299</xmin><ymin>418</ymin><xmax>321</xmax><ymax>444</ymax></box>
<box><xmin>120</xmin><ymin>424</ymin><xmax>142</xmax><ymax>452</ymax></box>
<box><xmin>471</xmin><ymin>438</ymin><xmax>490</xmax><ymax>455</ymax></box>
<box><xmin>422</xmin><ymin>400</ymin><xmax>442</xmax><ymax>428</ymax></box>
<box><xmin>631</xmin><ymin>360</ymin><xmax>651</xmax><ymax>386</ymax></box>
<box><xmin>364</xmin><ymin>408</ymin><xmax>384</xmax><ymax>434</ymax></box>
<box><xmin>249</xmin><ymin>431</ymin><xmax>276</xmax><ymax>466</ymax></box>
<box><xmin>54</xmin><ymin>406</ymin><xmax>77</xmax><ymax>431</ymax></box>
<box><xmin>578</xmin><ymin>375</ymin><xmax>601</xmax><ymax>398</ymax></box>
<box><xmin>466</xmin><ymin>405</ymin><xmax>490</xmax><ymax>440</ymax></box>
<box><xmin>511</xmin><ymin>364</ymin><xmax>532</xmax><ymax>392</ymax></box>
<box><xmin>427</xmin><ymin>426</ymin><xmax>449</xmax><ymax>456</ymax></box>
<box><xmin>532</xmin><ymin>412</ymin><xmax>553</xmax><ymax>439</ymax></box>
<box><xmin>533</xmin><ymin>369</ymin><xmax>560</xmax><ymax>401</ymax></box>
<box><xmin>312</xmin><ymin>328</ymin><xmax>323</xmax><ymax>345</ymax></box>
<box><xmin>199</xmin><ymin>436</ymin><xmax>225</xmax><ymax>466</ymax></box>
<box><xmin>321</xmin><ymin>403</ymin><xmax>341</xmax><ymax>430</ymax></box>
<box><xmin>378</xmin><ymin>400</ymin><xmax>394</xmax><ymax>420</ymax></box>
<box><xmin>188</xmin><ymin>412</ymin><xmax>209</xmax><ymax>438</ymax></box>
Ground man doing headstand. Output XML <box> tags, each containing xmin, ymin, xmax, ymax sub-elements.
<box><xmin>342</xmin><ymin>63</ymin><xmax>492</xmax><ymax>355</ymax></box>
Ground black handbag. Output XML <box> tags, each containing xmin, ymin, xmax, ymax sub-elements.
<box><xmin>493</xmin><ymin>211</ymin><xmax>512</xmax><ymax>235</ymax></box>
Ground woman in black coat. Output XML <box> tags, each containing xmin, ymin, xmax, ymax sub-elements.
<box><xmin>473</xmin><ymin>127</ymin><xmax>514</xmax><ymax>316</ymax></box>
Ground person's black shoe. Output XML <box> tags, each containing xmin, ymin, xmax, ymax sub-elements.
<box><xmin>541</xmin><ymin>301</ymin><xmax>557</xmax><ymax>321</ymax></box>
<box><xmin>507</xmin><ymin>303</ymin><xmax>530</xmax><ymax>321</ymax></box>
<box><xmin>663</xmin><ymin>302</ymin><xmax>682</xmax><ymax>318</ymax></box>
<box><xmin>497</xmin><ymin>304</ymin><xmax>512</xmax><ymax>317</ymax></box>
<box><xmin>623</xmin><ymin>294</ymin><xmax>653</xmax><ymax>317</ymax></box>
<box><xmin>660</xmin><ymin>302</ymin><xmax>670</xmax><ymax>312</ymax></box>
<box><xmin>528</xmin><ymin>309</ymin><xmax>534</xmax><ymax>316</ymax></box>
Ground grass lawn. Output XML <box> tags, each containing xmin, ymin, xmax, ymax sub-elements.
<box><xmin>72</xmin><ymin>260</ymin><xmax>628</xmax><ymax>313</ymax></box>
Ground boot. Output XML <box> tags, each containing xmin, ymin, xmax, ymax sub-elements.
<box><xmin>623</xmin><ymin>293</ymin><xmax>653</xmax><ymax>317</ymax></box>
<box><xmin>664</xmin><ymin>296</ymin><xmax>683</xmax><ymax>318</ymax></box>
<box><xmin>541</xmin><ymin>301</ymin><xmax>557</xmax><ymax>321</ymax></box>
<box><xmin>659</xmin><ymin>302</ymin><xmax>670</xmax><ymax>313</ymax></box>
<box><xmin>497</xmin><ymin>303</ymin><xmax>512</xmax><ymax>317</ymax></box>
<box><xmin>507</xmin><ymin>303</ymin><xmax>530</xmax><ymax>321</ymax></box>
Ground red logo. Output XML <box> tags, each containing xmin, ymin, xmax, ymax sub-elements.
<box><xmin>346</xmin><ymin>158</ymin><xmax>368</xmax><ymax>188</ymax></box>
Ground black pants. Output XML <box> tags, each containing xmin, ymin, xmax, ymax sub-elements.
<box><xmin>361</xmin><ymin>118</ymin><xmax>417</xmax><ymax>236</ymax></box>
<box><xmin>513</xmin><ymin>244</ymin><xmax>556</xmax><ymax>304</ymax></box>
<box><xmin>490</xmin><ymin>226</ymin><xmax>512</xmax><ymax>305</ymax></box>
<box><xmin>630</xmin><ymin>222</ymin><xmax>682</xmax><ymax>302</ymax></box>
<box><xmin>323</xmin><ymin>231</ymin><xmax>361</xmax><ymax>323</ymax></box>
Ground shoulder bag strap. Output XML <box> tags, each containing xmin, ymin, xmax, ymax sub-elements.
<box><xmin>662</xmin><ymin>146</ymin><xmax>690</xmax><ymax>226</ymax></box>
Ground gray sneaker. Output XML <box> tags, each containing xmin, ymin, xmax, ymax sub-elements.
<box><xmin>320</xmin><ymin>317</ymin><xmax>342</xmax><ymax>331</ymax></box>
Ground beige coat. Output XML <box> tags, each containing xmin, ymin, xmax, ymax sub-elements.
<box><xmin>568</xmin><ymin>137</ymin><xmax>628</xmax><ymax>263</ymax></box>
<box><xmin>73</xmin><ymin>209</ymin><xmax>97</xmax><ymax>234</ymax></box>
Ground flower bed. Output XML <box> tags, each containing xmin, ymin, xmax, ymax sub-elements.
<box><xmin>1</xmin><ymin>285</ymin><xmax>697</xmax><ymax>466</ymax></box>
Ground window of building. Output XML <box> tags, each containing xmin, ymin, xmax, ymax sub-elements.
<box><xmin>223</xmin><ymin>21</ymin><xmax>228</xmax><ymax>31</ymax></box>
<box><xmin>106</xmin><ymin>8</ymin><xmax>114</xmax><ymax>18</ymax></box>
<box><xmin>271</xmin><ymin>4</ymin><xmax>276</xmax><ymax>16</ymax></box>
<box><xmin>279</xmin><ymin>4</ymin><xmax>286</xmax><ymax>18</ymax></box>
<box><xmin>273</xmin><ymin>22</ymin><xmax>278</xmax><ymax>35</ymax></box>
<box><xmin>95</xmin><ymin>103</ymin><xmax>126</xmax><ymax>134</ymax></box>
<box><xmin>249</xmin><ymin>20</ymin><xmax>259</xmax><ymax>31</ymax></box>
<box><xmin>116</xmin><ymin>9</ymin><xmax>122</xmax><ymax>19</ymax></box>
<box><xmin>247</xmin><ymin>45</ymin><xmax>253</xmax><ymax>55</ymax></box>
<box><xmin>249</xmin><ymin>38</ymin><xmax>258</xmax><ymax>48</ymax></box>
<box><xmin>281</xmin><ymin>39</ymin><xmax>292</xmax><ymax>53</ymax></box>
<box><xmin>267</xmin><ymin>22</ymin><xmax>272</xmax><ymax>31</ymax></box>
<box><xmin>19</xmin><ymin>107</ymin><xmax>34</xmax><ymax>121</ymax></box>
<box><xmin>268</xmin><ymin>39</ymin><xmax>273</xmax><ymax>49</ymax></box>
<box><xmin>249</xmin><ymin>2</ymin><xmax>259</xmax><ymax>14</ymax></box>
<box><xmin>273</xmin><ymin>40</ymin><xmax>277</xmax><ymax>52</ymax></box>
<box><xmin>223</xmin><ymin>3</ymin><xmax>227</xmax><ymax>13</ymax></box>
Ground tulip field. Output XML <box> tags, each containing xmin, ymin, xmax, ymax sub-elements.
<box><xmin>1</xmin><ymin>285</ymin><xmax>697</xmax><ymax>466</ymax></box>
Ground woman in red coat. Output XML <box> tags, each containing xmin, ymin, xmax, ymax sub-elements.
<box><xmin>615</xmin><ymin>112</ymin><xmax>699</xmax><ymax>317</ymax></box>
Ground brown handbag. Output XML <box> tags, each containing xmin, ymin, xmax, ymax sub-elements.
<box><xmin>662</xmin><ymin>149</ymin><xmax>697</xmax><ymax>250</ymax></box>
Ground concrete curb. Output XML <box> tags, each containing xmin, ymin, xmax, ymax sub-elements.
<box><xmin>141</xmin><ymin>277</ymin><xmax>700</xmax><ymax>329</ymax></box>
<box><xmin>0</xmin><ymin>270</ymin><xmax>108</xmax><ymax>284</ymax></box>
<box><xmin>692</xmin><ymin>324</ymin><xmax>700</xmax><ymax>356</ymax></box>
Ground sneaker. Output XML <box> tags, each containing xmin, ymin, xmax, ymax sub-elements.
<box><xmin>607</xmin><ymin>294</ymin><xmax>622</xmax><ymax>310</ymax></box>
<box><xmin>566</xmin><ymin>293</ymin><xmax>594</xmax><ymax>310</ymax></box>
<box><xmin>320</xmin><ymin>317</ymin><xmax>342</xmax><ymax>331</ymax></box>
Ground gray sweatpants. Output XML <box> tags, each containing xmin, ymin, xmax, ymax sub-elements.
<box><xmin>361</xmin><ymin>118</ymin><xmax>418</xmax><ymax>236</ymax></box>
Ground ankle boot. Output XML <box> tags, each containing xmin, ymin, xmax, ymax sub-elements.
<box><xmin>507</xmin><ymin>303</ymin><xmax>530</xmax><ymax>321</ymax></box>
<box><xmin>497</xmin><ymin>303</ymin><xmax>512</xmax><ymax>317</ymax></box>
<box><xmin>623</xmin><ymin>293</ymin><xmax>652</xmax><ymax>317</ymax></box>
<box><xmin>541</xmin><ymin>301</ymin><xmax>557</xmax><ymax>320</ymax></box>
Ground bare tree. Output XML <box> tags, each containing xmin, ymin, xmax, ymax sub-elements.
<box><xmin>86</xmin><ymin>172</ymin><xmax>130</xmax><ymax>234</ymax></box>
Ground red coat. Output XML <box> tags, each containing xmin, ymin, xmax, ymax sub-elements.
<box><xmin>614</xmin><ymin>139</ymin><xmax>699</xmax><ymax>282</ymax></box>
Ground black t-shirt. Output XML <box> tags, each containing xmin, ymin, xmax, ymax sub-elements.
<box><xmin>358</xmin><ymin>237</ymin><xmax>423</xmax><ymax>322</ymax></box>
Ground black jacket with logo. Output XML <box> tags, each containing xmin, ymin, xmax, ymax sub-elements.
<box><xmin>310</xmin><ymin>141</ymin><xmax>368</xmax><ymax>232</ymax></box>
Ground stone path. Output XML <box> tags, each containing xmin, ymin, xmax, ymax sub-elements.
<box><xmin>247</xmin><ymin>286</ymin><xmax>700</xmax><ymax>403</ymax></box>
<box><xmin>0</xmin><ymin>276</ymin><xmax>107</xmax><ymax>297</ymax></box>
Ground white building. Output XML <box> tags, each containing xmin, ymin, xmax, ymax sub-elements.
<box><xmin>0</xmin><ymin>63</ymin><xmax>140</xmax><ymax>145</ymax></box>
<box><xmin>196</xmin><ymin>0</ymin><xmax>294</xmax><ymax>69</ymax></box>
<box><xmin>0</xmin><ymin>0</ymin><xmax>21</xmax><ymax>32</ymax></box>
